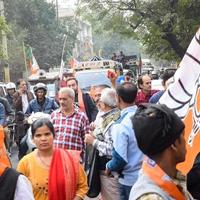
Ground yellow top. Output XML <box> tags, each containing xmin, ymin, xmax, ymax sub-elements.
<box><xmin>17</xmin><ymin>151</ymin><xmax>88</xmax><ymax>200</ymax></box>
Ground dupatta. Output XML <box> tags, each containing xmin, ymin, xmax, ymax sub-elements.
<box><xmin>48</xmin><ymin>148</ymin><xmax>80</xmax><ymax>200</ymax></box>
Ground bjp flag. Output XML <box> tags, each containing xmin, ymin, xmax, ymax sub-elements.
<box><xmin>159</xmin><ymin>28</ymin><xmax>200</xmax><ymax>174</ymax></box>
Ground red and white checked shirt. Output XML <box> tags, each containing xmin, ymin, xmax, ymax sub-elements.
<box><xmin>51</xmin><ymin>109</ymin><xmax>90</xmax><ymax>152</ymax></box>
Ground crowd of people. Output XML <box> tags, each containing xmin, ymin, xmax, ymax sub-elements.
<box><xmin>0</xmin><ymin>68</ymin><xmax>198</xmax><ymax>200</ymax></box>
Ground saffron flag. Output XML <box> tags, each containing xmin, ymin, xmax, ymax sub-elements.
<box><xmin>69</xmin><ymin>58</ymin><xmax>78</xmax><ymax>69</ymax></box>
<box><xmin>159</xmin><ymin>28</ymin><xmax>200</xmax><ymax>174</ymax></box>
<box><xmin>26</xmin><ymin>46</ymin><xmax>40</xmax><ymax>74</ymax></box>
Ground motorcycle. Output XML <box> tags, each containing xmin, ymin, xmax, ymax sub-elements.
<box><xmin>4</xmin><ymin>116</ymin><xmax>16</xmax><ymax>155</ymax></box>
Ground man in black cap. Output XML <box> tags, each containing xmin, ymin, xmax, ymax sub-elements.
<box><xmin>129</xmin><ymin>104</ymin><xmax>193</xmax><ymax>200</ymax></box>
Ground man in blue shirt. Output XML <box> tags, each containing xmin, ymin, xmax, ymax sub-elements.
<box><xmin>149</xmin><ymin>70</ymin><xmax>175</xmax><ymax>103</ymax></box>
<box><xmin>106</xmin><ymin>82</ymin><xmax>143</xmax><ymax>200</ymax></box>
<box><xmin>26</xmin><ymin>83</ymin><xmax>58</xmax><ymax>115</ymax></box>
<box><xmin>0</xmin><ymin>102</ymin><xmax>5</xmax><ymax>125</ymax></box>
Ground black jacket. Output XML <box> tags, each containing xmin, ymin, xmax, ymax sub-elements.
<box><xmin>0</xmin><ymin>168</ymin><xmax>20</xmax><ymax>200</ymax></box>
<box><xmin>82</xmin><ymin>93</ymin><xmax>98</xmax><ymax>123</ymax></box>
<box><xmin>187</xmin><ymin>152</ymin><xmax>200</xmax><ymax>199</ymax></box>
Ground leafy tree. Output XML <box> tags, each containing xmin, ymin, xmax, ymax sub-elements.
<box><xmin>5</xmin><ymin>0</ymin><xmax>78</xmax><ymax>71</ymax></box>
<box><xmin>0</xmin><ymin>16</ymin><xmax>10</xmax><ymax>81</ymax></box>
<box><xmin>0</xmin><ymin>16</ymin><xmax>10</xmax><ymax>59</ymax></box>
<box><xmin>6</xmin><ymin>23</ymin><xmax>27</xmax><ymax>73</ymax></box>
<box><xmin>78</xmin><ymin>0</ymin><xmax>200</xmax><ymax>61</ymax></box>
<box><xmin>93</xmin><ymin>32</ymin><xmax>139</xmax><ymax>58</ymax></box>
<box><xmin>77</xmin><ymin>7</ymin><xmax>140</xmax><ymax>59</ymax></box>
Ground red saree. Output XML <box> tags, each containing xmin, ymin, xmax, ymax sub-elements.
<box><xmin>48</xmin><ymin>148</ymin><xmax>80</xmax><ymax>200</ymax></box>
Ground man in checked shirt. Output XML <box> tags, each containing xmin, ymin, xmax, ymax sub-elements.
<box><xmin>50</xmin><ymin>87</ymin><xmax>90</xmax><ymax>159</ymax></box>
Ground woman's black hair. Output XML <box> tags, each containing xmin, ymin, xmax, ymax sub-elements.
<box><xmin>31</xmin><ymin>118</ymin><xmax>55</xmax><ymax>138</ymax></box>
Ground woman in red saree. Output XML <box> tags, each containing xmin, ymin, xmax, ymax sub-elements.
<box><xmin>17</xmin><ymin>118</ymin><xmax>88</xmax><ymax>200</ymax></box>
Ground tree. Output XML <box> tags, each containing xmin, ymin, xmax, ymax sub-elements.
<box><xmin>79</xmin><ymin>0</ymin><xmax>200</xmax><ymax>61</ymax></box>
<box><xmin>0</xmin><ymin>16</ymin><xmax>10</xmax><ymax>59</ymax></box>
<box><xmin>93</xmin><ymin>32</ymin><xmax>139</xmax><ymax>58</ymax></box>
<box><xmin>5</xmin><ymin>0</ymin><xmax>79</xmax><ymax>71</ymax></box>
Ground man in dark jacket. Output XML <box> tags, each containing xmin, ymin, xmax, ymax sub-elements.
<box><xmin>13</xmin><ymin>79</ymin><xmax>34</xmax><ymax>114</ymax></box>
<box><xmin>0</xmin><ymin>102</ymin><xmax>5</xmax><ymax>125</ymax></box>
<box><xmin>65</xmin><ymin>77</ymin><xmax>98</xmax><ymax>122</ymax></box>
<box><xmin>5</xmin><ymin>82</ymin><xmax>16</xmax><ymax>110</ymax></box>
<box><xmin>13</xmin><ymin>79</ymin><xmax>34</xmax><ymax>159</ymax></box>
<box><xmin>0</xmin><ymin>97</ymin><xmax>14</xmax><ymax>117</ymax></box>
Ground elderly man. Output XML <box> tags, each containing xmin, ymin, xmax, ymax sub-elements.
<box><xmin>51</xmin><ymin>87</ymin><xmax>90</xmax><ymax>158</ymax></box>
<box><xmin>90</xmin><ymin>85</ymin><xmax>110</xmax><ymax>127</ymax></box>
<box><xmin>130</xmin><ymin>104</ymin><xmax>193</xmax><ymax>199</ymax></box>
<box><xmin>135</xmin><ymin>74</ymin><xmax>158</xmax><ymax>106</ymax></box>
<box><xmin>91</xmin><ymin>85</ymin><xmax>110</xmax><ymax>106</ymax></box>
<box><xmin>106</xmin><ymin>82</ymin><xmax>143</xmax><ymax>200</ymax></box>
<box><xmin>85</xmin><ymin>88</ymin><xmax>120</xmax><ymax>200</ymax></box>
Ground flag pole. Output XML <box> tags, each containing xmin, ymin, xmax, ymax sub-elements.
<box><xmin>59</xmin><ymin>34</ymin><xmax>67</xmax><ymax>78</ymax></box>
<box><xmin>22</xmin><ymin>41</ymin><xmax>28</xmax><ymax>78</ymax></box>
<box><xmin>61</xmin><ymin>34</ymin><xmax>67</xmax><ymax>64</ymax></box>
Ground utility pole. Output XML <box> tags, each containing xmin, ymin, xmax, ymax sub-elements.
<box><xmin>0</xmin><ymin>0</ymin><xmax>10</xmax><ymax>82</ymax></box>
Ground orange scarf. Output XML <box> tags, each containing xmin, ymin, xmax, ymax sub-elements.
<box><xmin>0</xmin><ymin>126</ymin><xmax>11</xmax><ymax>171</ymax></box>
<box><xmin>78</xmin><ymin>88</ymin><xmax>86</xmax><ymax>113</ymax></box>
<box><xmin>142</xmin><ymin>158</ymin><xmax>186</xmax><ymax>200</ymax></box>
<box><xmin>48</xmin><ymin>148</ymin><xmax>80</xmax><ymax>200</ymax></box>
<box><xmin>0</xmin><ymin>163</ymin><xmax>7</xmax><ymax>176</ymax></box>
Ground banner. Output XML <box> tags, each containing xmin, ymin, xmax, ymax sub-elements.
<box><xmin>159</xmin><ymin>28</ymin><xmax>200</xmax><ymax>174</ymax></box>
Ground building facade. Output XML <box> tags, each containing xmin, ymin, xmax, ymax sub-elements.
<box><xmin>47</xmin><ymin>0</ymin><xmax>93</xmax><ymax>60</ymax></box>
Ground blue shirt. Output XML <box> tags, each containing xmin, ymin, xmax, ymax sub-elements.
<box><xmin>116</xmin><ymin>75</ymin><xmax>125</xmax><ymax>85</ymax></box>
<box><xmin>149</xmin><ymin>90</ymin><xmax>165</xmax><ymax>103</ymax></box>
<box><xmin>107</xmin><ymin>106</ymin><xmax>143</xmax><ymax>186</ymax></box>
<box><xmin>26</xmin><ymin>97</ymin><xmax>59</xmax><ymax>115</ymax></box>
<box><xmin>0</xmin><ymin>102</ymin><xmax>5</xmax><ymax>125</ymax></box>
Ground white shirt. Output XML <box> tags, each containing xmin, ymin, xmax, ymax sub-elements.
<box><xmin>21</xmin><ymin>94</ymin><xmax>29</xmax><ymax>113</ymax></box>
<box><xmin>14</xmin><ymin>175</ymin><xmax>34</xmax><ymax>200</ymax></box>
